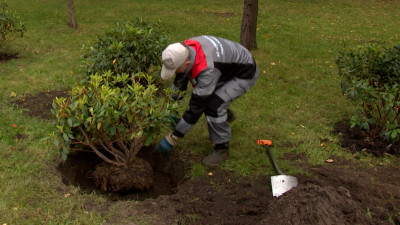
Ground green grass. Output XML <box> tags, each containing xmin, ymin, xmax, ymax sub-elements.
<box><xmin>1</xmin><ymin>0</ymin><xmax>400</xmax><ymax>224</ymax></box>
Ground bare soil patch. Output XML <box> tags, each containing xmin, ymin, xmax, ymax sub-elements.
<box><xmin>15</xmin><ymin>91</ymin><xmax>400</xmax><ymax>225</ymax></box>
<box><xmin>12</xmin><ymin>90</ymin><xmax>69</xmax><ymax>120</ymax></box>
<box><xmin>333</xmin><ymin>119</ymin><xmax>400</xmax><ymax>156</ymax></box>
<box><xmin>0</xmin><ymin>52</ymin><xmax>18</xmax><ymax>63</ymax></box>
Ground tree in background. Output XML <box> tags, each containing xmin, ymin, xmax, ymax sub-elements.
<box><xmin>67</xmin><ymin>0</ymin><xmax>77</xmax><ymax>28</ymax></box>
<box><xmin>240</xmin><ymin>0</ymin><xmax>258</xmax><ymax>50</ymax></box>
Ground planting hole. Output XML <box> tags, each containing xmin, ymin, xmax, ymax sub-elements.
<box><xmin>57</xmin><ymin>146</ymin><xmax>186</xmax><ymax>201</ymax></box>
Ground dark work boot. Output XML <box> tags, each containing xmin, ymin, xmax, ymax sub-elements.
<box><xmin>202</xmin><ymin>143</ymin><xmax>229</xmax><ymax>166</ymax></box>
<box><xmin>227</xmin><ymin>109</ymin><xmax>236</xmax><ymax>123</ymax></box>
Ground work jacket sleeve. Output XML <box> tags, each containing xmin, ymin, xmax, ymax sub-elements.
<box><xmin>172</xmin><ymin>68</ymin><xmax>221</xmax><ymax>138</ymax></box>
<box><xmin>171</xmin><ymin>73</ymin><xmax>189</xmax><ymax>101</ymax></box>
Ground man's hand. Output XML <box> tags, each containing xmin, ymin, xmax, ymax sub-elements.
<box><xmin>157</xmin><ymin>133</ymin><xmax>178</xmax><ymax>154</ymax></box>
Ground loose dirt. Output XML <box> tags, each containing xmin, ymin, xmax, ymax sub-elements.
<box><xmin>12</xmin><ymin>91</ymin><xmax>400</xmax><ymax>225</ymax></box>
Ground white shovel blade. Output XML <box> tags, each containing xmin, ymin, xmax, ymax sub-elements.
<box><xmin>271</xmin><ymin>175</ymin><xmax>298</xmax><ymax>197</ymax></box>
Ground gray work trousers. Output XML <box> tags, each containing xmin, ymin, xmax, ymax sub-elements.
<box><xmin>205</xmin><ymin>66</ymin><xmax>259</xmax><ymax>144</ymax></box>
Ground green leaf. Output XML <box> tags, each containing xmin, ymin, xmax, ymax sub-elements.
<box><xmin>67</xmin><ymin>118</ymin><xmax>73</xmax><ymax>127</ymax></box>
<box><xmin>144</xmin><ymin>136</ymin><xmax>152</xmax><ymax>146</ymax></box>
<box><xmin>63</xmin><ymin>133</ymin><xmax>69</xmax><ymax>142</ymax></box>
<box><xmin>53</xmin><ymin>138</ymin><xmax>59</xmax><ymax>147</ymax></box>
<box><xmin>127</xmin><ymin>111</ymin><xmax>133</xmax><ymax>124</ymax></box>
<box><xmin>109</xmin><ymin>126</ymin><xmax>116</xmax><ymax>136</ymax></box>
<box><xmin>391</xmin><ymin>130</ymin><xmax>398</xmax><ymax>139</ymax></box>
<box><xmin>61</xmin><ymin>151</ymin><xmax>68</xmax><ymax>161</ymax></box>
<box><xmin>61</xmin><ymin>146</ymin><xmax>69</xmax><ymax>161</ymax></box>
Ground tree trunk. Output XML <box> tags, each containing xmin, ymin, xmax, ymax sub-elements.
<box><xmin>67</xmin><ymin>0</ymin><xmax>78</xmax><ymax>28</ymax></box>
<box><xmin>240</xmin><ymin>0</ymin><xmax>258</xmax><ymax>50</ymax></box>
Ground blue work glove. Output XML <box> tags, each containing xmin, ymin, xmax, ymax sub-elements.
<box><xmin>157</xmin><ymin>133</ymin><xmax>178</xmax><ymax>154</ymax></box>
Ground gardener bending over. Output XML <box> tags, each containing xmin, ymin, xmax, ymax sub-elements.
<box><xmin>157</xmin><ymin>35</ymin><xmax>259</xmax><ymax>166</ymax></box>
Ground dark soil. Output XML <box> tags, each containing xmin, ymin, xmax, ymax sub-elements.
<box><xmin>333</xmin><ymin>119</ymin><xmax>400</xmax><ymax>156</ymax></box>
<box><xmin>92</xmin><ymin>157</ymin><xmax>154</xmax><ymax>192</ymax></box>
<box><xmin>0</xmin><ymin>52</ymin><xmax>18</xmax><ymax>63</ymax></box>
<box><xmin>14</xmin><ymin>91</ymin><xmax>400</xmax><ymax>225</ymax></box>
<box><xmin>12</xmin><ymin>90</ymin><xmax>69</xmax><ymax>120</ymax></box>
<box><xmin>57</xmin><ymin>148</ymin><xmax>187</xmax><ymax>201</ymax></box>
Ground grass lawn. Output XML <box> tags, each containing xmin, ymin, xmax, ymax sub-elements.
<box><xmin>1</xmin><ymin>0</ymin><xmax>400</xmax><ymax>224</ymax></box>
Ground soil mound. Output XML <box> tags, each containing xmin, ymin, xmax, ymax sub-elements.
<box><xmin>112</xmin><ymin>161</ymin><xmax>399</xmax><ymax>225</ymax></box>
<box><xmin>260</xmin><ymin>182</ymin><xmax>371</xmax><ymax>225</ymax></box>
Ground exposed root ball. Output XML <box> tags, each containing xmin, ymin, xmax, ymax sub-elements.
<box><xmin>92</xmin><ymin>157</ymin><xmax>153</xmax><ymax>192</ymax></box>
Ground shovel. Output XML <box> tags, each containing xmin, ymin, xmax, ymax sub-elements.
<box><xmin>257</xmin><ymin>140</ymin><xmax>298</xmax><ymax>197</ymax></box>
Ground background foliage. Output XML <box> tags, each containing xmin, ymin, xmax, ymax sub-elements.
<box><xmin>83</xmin><ymin>19</ymin><xmax>168</xmax><ymax>77</ymax></box>
<box><xmin>337</xmin><ymin>44</ymin><xmax>400</xmax><ymax>141</ymax></box>
<box><xmin>0</xmin><ymin>1</ymin><xmax>25</xmax><ymax>52</ymax></box>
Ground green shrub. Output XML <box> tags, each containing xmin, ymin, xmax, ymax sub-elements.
<box><xmin>336</xmin><ymin>43</ymin><xmax>400</xmax><ymax>141</ymax></box>
<box><xmin>52</xmin><ymin>71</ymin><xmax>178</xmax><ymax>165</ymax></box>
<box><xmin>83</xmin><ymin>19</ymin><xmax>168</xmax><ymax>77</ymax></box>
<box><xmin>0</xmin><ymin>1</ymin><xmax>26</xmax><ymax>52</ymax></box>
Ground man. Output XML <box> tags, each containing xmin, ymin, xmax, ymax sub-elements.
<box><xmin>157</xmin><ymin>35</ymin><xmax>259</xmax><ymax>166</ymax></box>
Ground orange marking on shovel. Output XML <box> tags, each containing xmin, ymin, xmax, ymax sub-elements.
<box><xmin>256</xmin><ymin>140</ymin><xmax>272</xmax><ymax>146</ymax></box>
